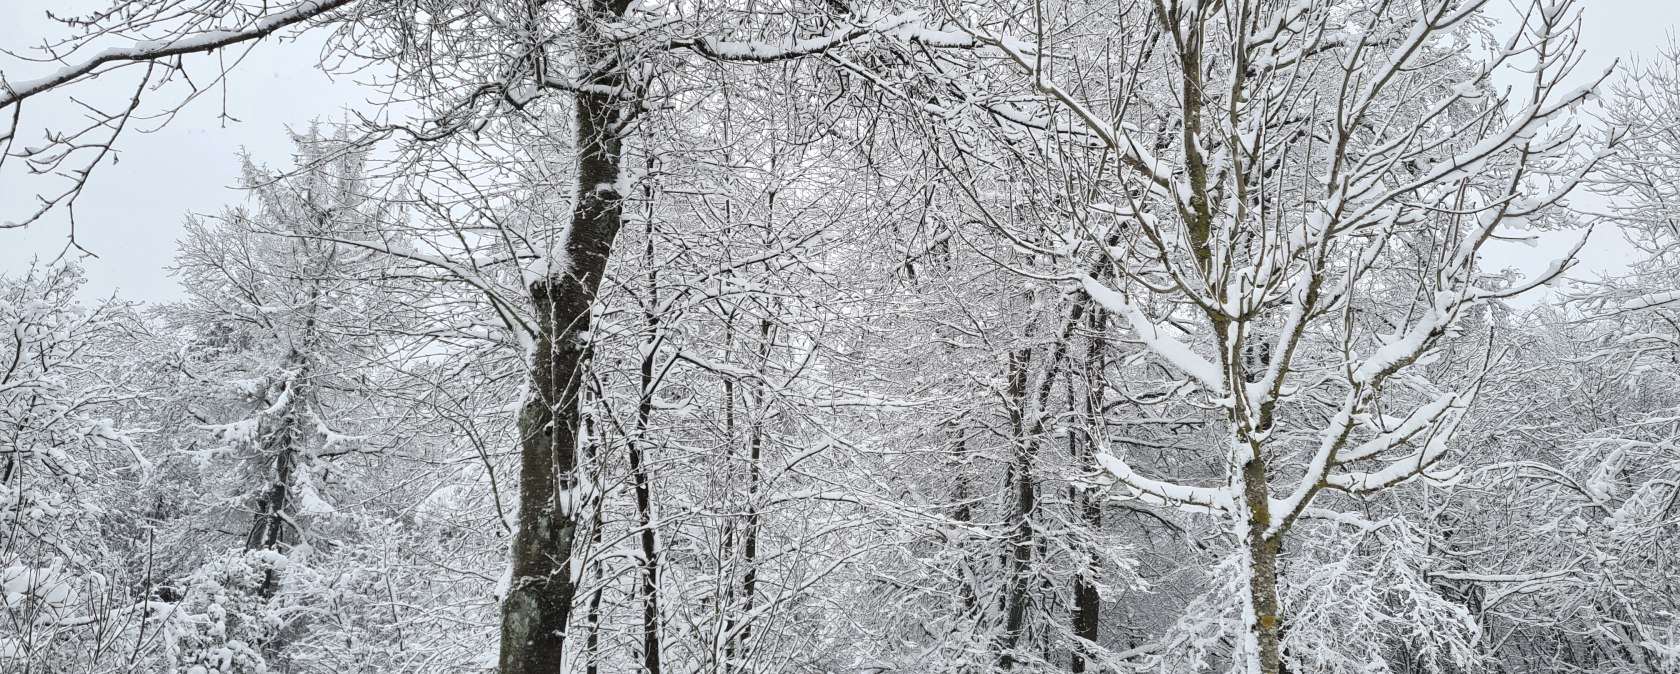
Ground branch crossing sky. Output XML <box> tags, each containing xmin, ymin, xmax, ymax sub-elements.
<box><xmin>1</xmin><ymin>0</ymin><xmax>1674</xmax><ymax>301</ymax></box>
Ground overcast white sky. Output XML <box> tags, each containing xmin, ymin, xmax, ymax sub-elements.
<box><xmin>2</xmin><ymin>0</ymin><xmax>1678</xmax><ymax>302</ymax></box>
<box><xmin>0</xmin><ymin>1</ymin><xmax>370</xmax><ymax>302</ymax></box>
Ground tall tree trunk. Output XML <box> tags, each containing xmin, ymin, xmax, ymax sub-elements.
<box><xmin>249</xmin><ymin>349</ymin><xmax>311</xmax><ymax>600</ymax></box>
<box><xmin>498</xmin><ymin>0</ymin><xmax>629</xmax><ymax>667</ymax></box>
<box><xmin>948</xmin><ymin>427</ymin><xmax>978</xmax><ymax>617</ymax></box>
<box><xmin>720</xmin><ymin>310</ymin><xmax>742</xmax><ymax>674</ymax></box>
<box><xmin>251</xmin><ymin>265</ymin><xmax>324</xmax><ymax>611</ymax></box>
<box><xmin>1070</xmin><ymin>488</ymin><xmax>1101</xmax><ymax>673</ymax></box>
<box><xmin>998</xmin><ymin>345</ymin><xmax>1036</xmax><ymax>670</ymax></box>
<box><xmin>1242</xmin><ymin>455</ymin><xmax>1286</xmax><ymax>674</ymax></box>
<box><xmin>249</xmin><ymin>432</ymin><xmax>296</xmax><ymax>600</ymax></box>
<box><xmin>734</xmin><ymin>317</ymin><xmax>772</xmax><ymax>671</ymax></box>
<box><xmin>248</xmin><ymin>426</ymin><xmax>296</xmax><ymax>555</ymax></box>
<box><xmin>632</xmin><ymin>213</ymin><xmax>663</xmax><ymax>674</ymax></box>
<box><xmin>581</xmin><ymin>411</ymin><xmax>608</xmax><ymax>674</ymax></box>
<box><xmin>584</xmin><ymin>506</ymin><xmax>606</xmax><ymax>674</ymax></box>
<box><xmin>1002</xmin><ymin>296</ymin><xmax>1091</xmax><ymax>670</ymax></box>
<box><xmin>1071</xmin><ymin>305</ymin><xmax>1105</xmax><ymax>674</ymax></box>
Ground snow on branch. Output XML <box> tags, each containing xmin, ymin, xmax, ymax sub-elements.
<box><xmin>675</xmin><ymin>11</ymin><xmax>973</xmax><ymax>63</ymax></box>
<box><xmin>1081</xmin><ymin>276</ymin><xmax>1224</xmax><ymax>393</ymax></box>
<box><xmin>1094</xmin><ymin>452</ymin><xmax>1232</xmax><ymax>513</ymax></box>
<box><xmin>0</xmin><ymin>0</ymin><xmax>356</xmax><ymax>107</ymax></box>
<box><xmin>1324</xmin><ymin>401</ymin><xmax>1470</xmax><ymax>494</ymax></box>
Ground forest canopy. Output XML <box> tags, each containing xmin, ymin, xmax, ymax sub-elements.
<box><xmin>2</xmin><ymin>1</ymin><xmax>1678</xmax><ymax>673</ymax></box>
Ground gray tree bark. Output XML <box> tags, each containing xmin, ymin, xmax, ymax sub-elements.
<box><xmin>497</xmin><ymin>0</ymin><xmax>630</xmax><ymax>668</ymax></box>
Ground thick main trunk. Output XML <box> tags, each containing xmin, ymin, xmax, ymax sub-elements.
<box><xmin>498</xmin><ymin>282</ymin><xmax>591</xmax><ymax>674</ymax></box>
<box><xmin>248</xmin><ymin>439</ymin><xmax>295</xmax><ymax>555</ymax></box>
<box><xmin>249</xmin><ymin>441</ymin><xmax>295</xmax><ymax>600</ymax></box>
<box><xmin>1249</xmin><ymin>534</ymin><xmax>1285</xmax><ymax>674</ymax></box>
<box><xmin>1071</xmin><ymin>303</ymin><xmax>1105</xmax><ymax>674</ymax></box>
<box><xmin>497</xmin><ymin>20</ymin><xmax>627</xmax><ymax>668</ymax></box>
<box><xmin>1070</xmin><ymin>502</ymin><xmax>1101</xmax><ymax>673</ymax></box>
<box><xmin>1242</xmin><ymin>457</ymin><xmax>1286</xmax><ymax>674</ymax></box>
<box><xmin>999</xmin><ymin>346</ymin><xmax>1036</xmax><ymax>670</ymax></box>
<box><xmin>249</xmin><ymin>358</ymin><xmax>307</xmax><ymax>600</ymax></box>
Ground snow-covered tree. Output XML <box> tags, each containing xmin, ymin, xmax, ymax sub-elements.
<box><xmin>920</xmin><ymin>0</ymin><xmax>1608</xmax><ymax>671</ymax></box>
<box><xmin>0</xmin><ymin>263</ymin><xmax>148</xmax><ymax>671</ymax></box>
<box><xmin>151</xmin><ymin>127</ymin><xmax>418</xmax><ymax>672</ymax></box>
<box><xmin>9</xmin><ymin>2</ymin><xmax>1680</xmax><ymax>674</ymax></box>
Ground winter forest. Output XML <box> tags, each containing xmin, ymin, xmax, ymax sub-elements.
<box><xmin>1</xmin><ymin>0</ymin><xmax>1678</xmax><ymax>672</ymax></box>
